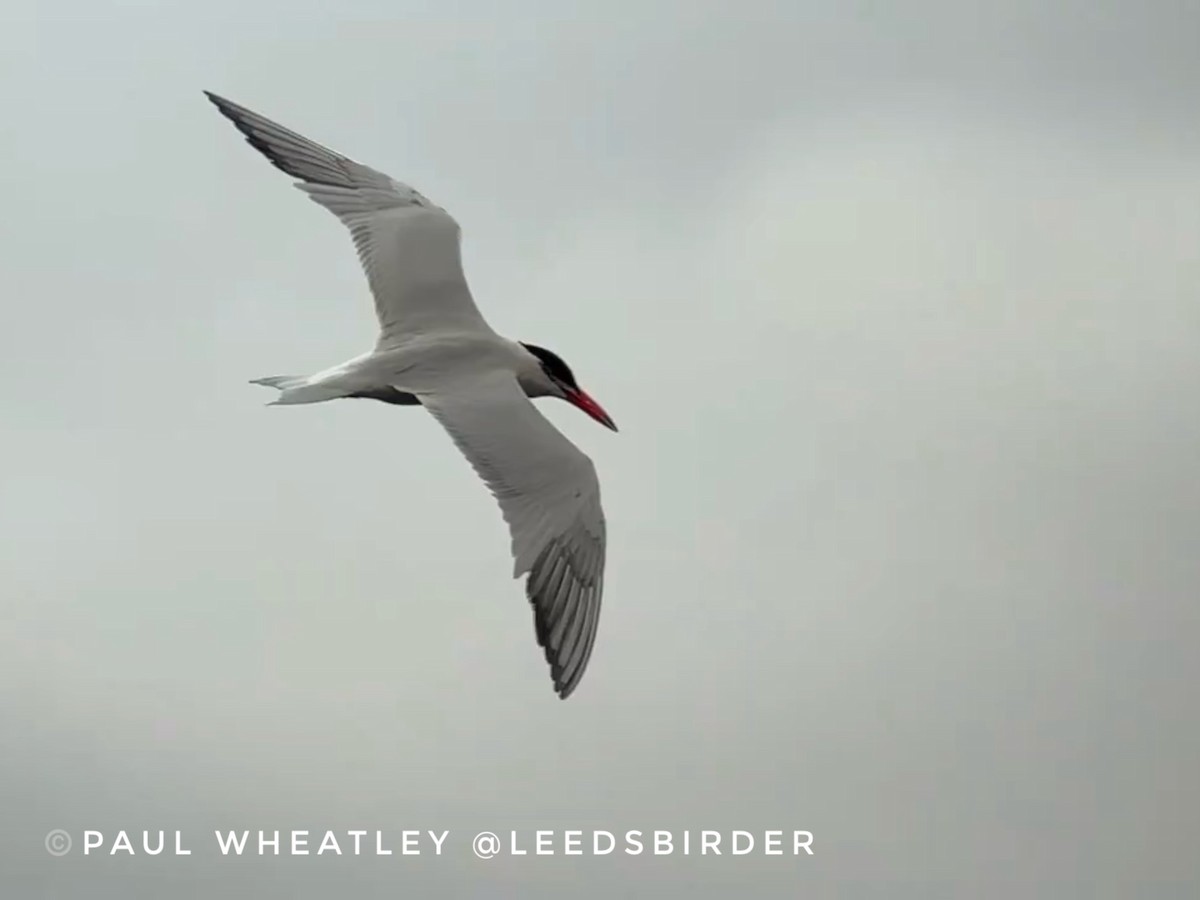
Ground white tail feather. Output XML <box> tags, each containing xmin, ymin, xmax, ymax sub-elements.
<box><xmin>250</xmin><ymin>375</ymin><xmax>348</xmax><ymax>405</ymax></box>
<box><xmin>250</xmin><ymin>375</ymin><xmax>305</xmax><ymax>390</ymax></box>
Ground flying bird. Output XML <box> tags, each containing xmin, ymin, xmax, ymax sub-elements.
<box><xmin>204</xmin><ymin>91</ymin><xmax>616</xmax><ymax>699</ymax></box>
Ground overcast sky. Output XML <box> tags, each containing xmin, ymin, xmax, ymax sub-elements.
<box><xmin>2</xmin><ymin>2</ymin><xmax>1197</xmax><ymax>897</ymax></box>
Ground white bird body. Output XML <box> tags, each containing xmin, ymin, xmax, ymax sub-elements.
<box><xmin>206</xmin><ymin>91</ymin><xmax>617</xmax><ymax>699</ymax></box>
<box><xmin>261</xmin><ymin>333</ymin><xmax>536</xmax><ymax>405</ymax></box>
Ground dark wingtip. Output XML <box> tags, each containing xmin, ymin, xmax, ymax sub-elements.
<box><xmin>529</xmin><ymin>584</ymin><xmax>572</xmax><ymax>700</ymax></box>
<box><xmin>205</xmin><ymin>92</ymin><xmax>246</xmax><ymax>125</ymax></box>
<box><xmin>203</xmin><ymin>90</ymin><xmax>242</xmax><ymax>126</ymax></box>
<box><xmin>202</xmin><ymin>91</ymin><xmax>348</xmax><ymax>190</ymax></box>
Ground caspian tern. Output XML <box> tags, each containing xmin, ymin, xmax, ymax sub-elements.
<box><xmin>205</xmin><ymin>91</ymin><xmax>616</xmax><ymax>699</ymax></box>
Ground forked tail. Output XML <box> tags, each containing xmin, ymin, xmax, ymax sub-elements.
<box><xmin>250</xmin><ymin>375</ymin><xmax>348</xmax><ymax>405</ymax></box>
<box><xmin>250</xmin><ymin>375</ymin><xmax>306</xmax><ymax>391</ymax></box>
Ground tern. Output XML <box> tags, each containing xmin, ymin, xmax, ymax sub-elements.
<box><xmin>205</xmin><ymin>91</ymin><xmax>616</xmax><ymax>699</ymax></box>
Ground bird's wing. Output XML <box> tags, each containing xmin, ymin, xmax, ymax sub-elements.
<box><xmin>422</xmin><ymin>371</ymin><xmax>607</xmax><ymax>699</ymax></box>
<box><xmin>204</xmin><ymin>91</ymin><xmax>494</xmax><ymax>346</ymax></box>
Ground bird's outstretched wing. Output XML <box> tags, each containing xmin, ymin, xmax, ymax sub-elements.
<box><xmin>204</xmin><ymin>91</ymin><xmax>494</xmax><ymax>345</ymax></box>
<box><xmin>422</xmin><ymin>371</ymin><xmax>607</xmax><ymax>699</ymax></box>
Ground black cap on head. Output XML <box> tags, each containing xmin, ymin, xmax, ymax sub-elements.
<box><xmin>520</xmin><ymin>342</ymin><xmax>579</xmax><ymax>390</ymax></box>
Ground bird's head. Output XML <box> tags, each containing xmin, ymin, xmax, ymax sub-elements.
<box><xmin>519</xmin><ymin>342</ymin><xmax>618</xmax><ymax>432</ymax></box>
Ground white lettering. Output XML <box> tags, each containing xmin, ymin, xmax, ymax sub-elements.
<box><xmin>625</xmin><ymin>831</ymin><xmax>643</xmax><ymax>855</ymax></box>
<box><xmin>376</xmin><ymin>832</ymin><xmax>392</xmax><ymax>856</ymax></box>
<box><xmin>428</xmin><ymin>830</ymin><xmax>449</xmax><ymax>855</ymax></box>
<box><xmin>215</xmin><ymin>831</ymin><xmax>249</xmax><ymax>855</ymax></box>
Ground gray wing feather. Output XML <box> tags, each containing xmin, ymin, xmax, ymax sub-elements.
<box><xmin>204</xmin><ymin>91</ymin><xmax>492</xmax><ymax>341</ymax></box>
<box><xmin>422</xmin><ymin>373</ymin><xmax>607</xmax><ymax>699</ymax></box>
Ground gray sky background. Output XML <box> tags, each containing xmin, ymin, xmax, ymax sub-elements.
<box><xmin>2</xmin><ymin>2</ymin><xmax>1197</xmax><ymax>897</ymax></box>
